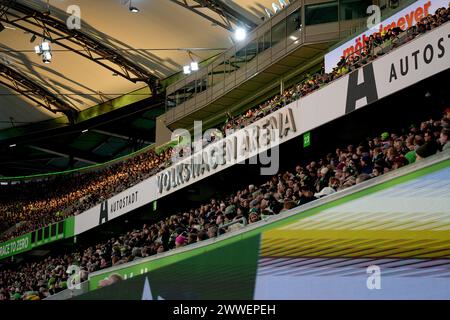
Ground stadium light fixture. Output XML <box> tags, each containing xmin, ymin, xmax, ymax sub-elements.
<box><xmin>42</xmin><ymin>51</ymin><xmax>52</xmax><ymax>63</ymax></box>
<box><xmin>183</xmin><ymin>65</ymin><xmax>191</xmax><ymax>74</ymax></box>
<box><xmin>35</xmin><ymin>40</ymin><xmax>52</xmax><ymax>63</ymax></box>
<box><xmin>129</xmin><ymin>0</ymin><xmax>140</xmax><ymax>13</ymax></box>
<box><xmin>41</xmin><ymin>41</ymin><xmax>50</xmax><ymax>51</ymax></box>
<box><xmin>183</xmin><ymin>51</ymin><xmax>199</xmax><ymax>74</ymax></box>
<box><xmin>82</xmin><ymin>129</ymin><xmax>89</xmax><ymax>133</ymax></box>
<box><xmin>190</xmin><ymin>61</ymin><xmax>199</xmax><ymax>71</ymax></box>
<box><xmin>234</xmin><ymin>27</ymin><xmax>247</xmax><ymax>41</ymax></box>
<box><xmin>9</xmin><ymin>144</ymin><xmax>16</xmax><ymax>148</ymax></box>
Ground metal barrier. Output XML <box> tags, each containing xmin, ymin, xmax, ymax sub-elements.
<box><xmin>217</xmin><ymin>217</ymin><xmax>247</xmax><ymax>237</ymax></box>
<box><xmin>44</xmin><ymin>281</ymin><xmax>89</xmax><ymax>300</ymax></box>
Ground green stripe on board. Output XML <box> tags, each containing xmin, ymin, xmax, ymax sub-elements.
<box><xmin>64</xmin><ymin>217</ymin><xmax>75</xmax><ymax>238</ymax></box>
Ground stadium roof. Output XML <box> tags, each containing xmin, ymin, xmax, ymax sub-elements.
<box><xmin>0</xmin><ymin>0</ymin><xmax>276</xmax><ymax>176</ymax></box>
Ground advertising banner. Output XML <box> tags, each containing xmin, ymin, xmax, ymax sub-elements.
<box><xmin>0</xmin><ymin>234</ymin><xmax>31</xmax><ymax>260</ymax></box>
<box><xmin>155</xmin><ymin>21</ymin><xmax>450</xmax><ymax>197</ymax></box>
<box><xmin>0</xmin><ymin>217</ymin><xmax>75</xmax><ymax>261</ymax></box>
<box><xmin>324</xmin><ymin>0</ymin><xmax>449</xmax><ymax>72</ymax></box>
<box><xmin>74</xmin><ymin>178</ymin><xmax>157</xmax><ymax>235</ymax></box>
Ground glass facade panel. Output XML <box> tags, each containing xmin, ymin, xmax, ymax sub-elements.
<box><xmin>184</xmin><ymin>81</ymin><xmax>196</xmax><ymax>100</ymax></box>
<box><xmin>58</xmin><ymin>221</ymin><xmax>64</xmax><ymax>235</ymax></box>
<box><xmin>271</xmin><ymin>19</ymin><xmax>286</xmax><ymax>46</ymax></box>
<box><xmin>258</xmin><ymin>35</ymin><xmax>264</xmax><ymax>53</ymax></box>
<box><xmin>51</xmin><ymin>223</ymin><xmax>57</xmax><ymax>237</ymax></box>
<box><xmin>44</xmin><ymin>226</ymin><xmax>49</xmax><ymax>239</ymax></box>
<box><xmin>263</xmin><ymin>30</ymin><xmax>271</xmax><ymax>50</ymax></box>
<box><xmin>340</xmin><ymin>0</ymin><xmax>371</xmax><ymax>21</ymax></box>
<box><xmin>207</xmin><ymin>70</ymin><xmax>214</xmax><ymax>88</ymax></box>
<box><xmin>305</xmin><ymin>1</ymin><xmax>338</xmax><ymax>25</ymax></box>
<box><xmin>196</xmin><ymin>77</ymin><xmax>207</xmax><ymax>92</ymax></box>
<box><xmin>287</xmin><ymin>9</ymin><xmax>301</xmax><ymax>35</ymax></box>
<box><xmin>166</xmin><ymin>2</ymin><xmax>317</xmax><ymax>110</ymax></box>
<box><xmin>246</xmin><ymin>40</ymin><xmax>258</xmax><ymax>62</ymax></box>
<box><xmin>235</xmin><ymin>47</ymin><xmax>246</xmax><ymax>64</ymax></box>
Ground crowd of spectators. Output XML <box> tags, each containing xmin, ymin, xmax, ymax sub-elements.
<box><xmin>221</xmin><ymin>5</ymin><xmax>450</xmax><ymax>133</ymax></box>
<box><xmin>1</xmin><ymin>5</ymin><xmax>449</xmax><ymax>244</ymax></box>
<box><xmin>1</xmin><ymin>108</ymin><xmax>449</xmax><ymax>300</ymax></box>
<box><xmin>1</xmin><ymin>5</ymin><xmax>450</xmax><ymax>300</ymax></box>
<box><xmin>0</xmin><ymin>148</ymin><xmax>173</xmax><ymax>242</ymax></box>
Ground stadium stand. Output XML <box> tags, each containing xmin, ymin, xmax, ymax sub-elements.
<box><xmin>1</xmin><ymin>1</ymin><xmax>450</xmax><ymax>302</ymax></box>
<box><xmin>1</xmin><ymin>108</ymin><xmax>449</xmax><ymax>299</ymax></box>
<box><xmin>1</xmin><ymin>4</ymin><xmax>449</xmax><ymax>245</ymax></box>
<box><xmin>0</xmin><ymin>148</ymin><xmax>173</xmax><ymax>243</ymax></box>
<box><xmin>222</xmin><ymin>5</ymin><xmax>450</xmax><ymax>133</ymax></box>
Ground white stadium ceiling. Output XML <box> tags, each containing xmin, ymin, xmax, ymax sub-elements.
<box><xmin>0</xmin><ymin>0</ymin><xmax>276</xmax><ymax>130</ymax></box>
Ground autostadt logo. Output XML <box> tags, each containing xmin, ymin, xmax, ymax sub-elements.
<box><xmin>99</xmin><ymin>200</ymin><xmax>109</xmax><ymax>225</ymax></box>
<box><xmin>98</xmin><ymin>191</ymin><xmax>139</xmax><ymax>225</ymax></box>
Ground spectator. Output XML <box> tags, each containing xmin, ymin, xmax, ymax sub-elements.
<box><xmin>440</xmin><ymin>129</ymin><xmax>450</xmax><ymax>151</ymax></box>
<box><xmin>175</xmin><ymin>235</ymin><xmax>187</xmax><ymax>248</ymax></box>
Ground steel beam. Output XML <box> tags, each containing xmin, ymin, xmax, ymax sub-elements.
<box><xmin>0</xmin><ymin>61</ymin><xmax>78</xmax><ymax>123</ymax></box>
<box><xmin>91</xmin><ymin>129</ymin><xmax>153</xmax><ymax>145</ymax></box>
<box><xmin>0</xmin><ymin>0</ymin><xmax>159</xmax><ymax>88</ymax></box>
<box><xmin>169</xmin><ymin>0</ymin><xmax>259</xmax><ymax>31</ymax></box>
<box><xmin>27</xmin><ymin>145</ymin><xmax>99</xmax><ymax>165</ymax></box>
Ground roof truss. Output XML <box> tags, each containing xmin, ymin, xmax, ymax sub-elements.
<box><xmin>169</xmin><ymin>0</ymin><xmax>259</xmax><ymax>31</ymax></box>
<box><xmin>0</xmin><ymin>0</ymin><xmax>159</xmax><ymax>88</ymax></box>
<box><xmin>0</xmin><ymin>61</ymin><xmax>78</xmax><ymax>123</ymax></box>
